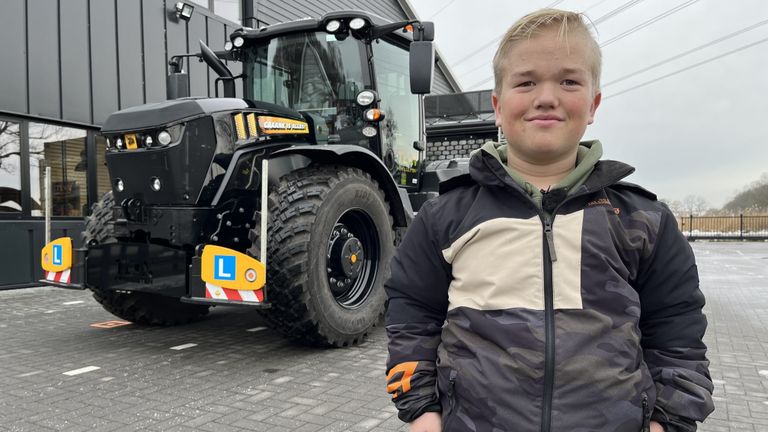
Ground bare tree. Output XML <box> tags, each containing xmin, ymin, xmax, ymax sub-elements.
<box><xmin>682</xmin><ymin>194</ymin><xmax>709</xmax><ymax>216</ymax></box>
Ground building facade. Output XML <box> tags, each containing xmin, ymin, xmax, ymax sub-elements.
<box><xmin>0</xmin><ymin>0</ymin><xmax>460</xmax><ymax>289</ymax></box>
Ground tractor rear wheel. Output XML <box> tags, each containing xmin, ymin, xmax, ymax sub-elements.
<box><xmin>251</xmin><ymin>165</ymin><xmax>394</xmax><ymax>347</ymax></box>
<box><xmin>82</xmin><ymin>192</ymin><xmax>210</xmax><ymax>325</ymax></box>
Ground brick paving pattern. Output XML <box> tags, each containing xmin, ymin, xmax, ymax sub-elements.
<box><xmin>0</xmin><ymin>241</ymin><xmax>766</xmax><ymax>431</ymax></box>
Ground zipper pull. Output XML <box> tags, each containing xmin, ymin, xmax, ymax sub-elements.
<box><xmin>544</xmin><ymin>219</ymin><xmax>557</xmax><ymax>262</ymax></box>
<box><xmin>447</xmin><ymin>369</ymin><xmax>457</xmax><ymax>396</ymax></box>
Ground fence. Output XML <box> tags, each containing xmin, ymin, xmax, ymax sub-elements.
<box><xmin>677</xmin><ymin>214</ymin><xmax>768</xmax><ymax>240</ymax></box>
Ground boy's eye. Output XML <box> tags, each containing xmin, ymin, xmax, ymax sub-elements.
<box><xmin>562</xmin><ymin>79</ymin><xmax>579</xmax><ymax>86</ymax></box>
<box><xmin>516</xmin><ymin>81</ymin><xmax>535</xmax><ymax>88</ymax></box>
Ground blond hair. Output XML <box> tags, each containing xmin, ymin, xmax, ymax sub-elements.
<box><xmin>492</xmin><ymin>9</ymin><xmax>601</xmax><ymax>95</ymax></box>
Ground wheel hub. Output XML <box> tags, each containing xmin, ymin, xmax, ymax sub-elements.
<box><xmin>327</xmin><ymin>224</ymin><xmax>367</xmax><ymax>297</ymax></box>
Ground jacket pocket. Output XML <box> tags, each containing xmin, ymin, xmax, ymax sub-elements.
<box><xmin>442</xmin><ymin>369</ymin><xmax>458</xmax><ymax>431</ymax></box>
<box><xmin>640</xmin><ymin>392</ymin><xmax>651</xmax><ymax>432</ymax></box>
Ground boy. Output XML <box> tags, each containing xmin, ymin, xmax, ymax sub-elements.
<box><xmin>385</xmin><ymin>8</ymin><xmax>714</xmax><ymax>432</ymax></box>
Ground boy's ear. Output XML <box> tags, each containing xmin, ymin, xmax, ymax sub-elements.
<box><xmin>588</xmin><ymin>91</ymin><xmax>602</xmax><ymax>125</ymax></box>
<box><xmin>492</xmin><ymin>92</ymin><xmax>502</xmax><ymax>127</ymax></box>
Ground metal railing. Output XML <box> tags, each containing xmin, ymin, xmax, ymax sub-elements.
<box><xmin>678</xmin><ymin>214</ymin><xmax>768</xmax><ymax>240</ymax></box>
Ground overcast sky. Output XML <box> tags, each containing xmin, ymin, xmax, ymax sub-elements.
<box><xmin>409</xmin><ymin>0</ymin><xmax>768</xmax><ymax>208</ymax></box>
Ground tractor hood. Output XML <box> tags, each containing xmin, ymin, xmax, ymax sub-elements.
<box><xmin>101</xmin><ymin>97</ymin><xmax>304</xmax><ymax>133</ymax></box>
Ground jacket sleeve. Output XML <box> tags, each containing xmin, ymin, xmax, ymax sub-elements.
<box><xmin>385</xmin><ymin>200</ymin><xmax>451</xmax><ymax>423</ymax></box>
<box><xmin>636</xmin><ymin>206</ymin><xmax>715</xmax><ymax>432</ymax></box>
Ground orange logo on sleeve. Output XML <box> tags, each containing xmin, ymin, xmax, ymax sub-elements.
<box><xmin>386</xmin><ymin>361</ymin><xmax>418</xmax><ymax>399</ymax></box>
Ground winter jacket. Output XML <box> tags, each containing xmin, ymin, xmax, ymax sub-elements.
<box><xmin>385</xmin><ymin>145</ymin><xmax>714</xmax><ymax>432</ymax></box>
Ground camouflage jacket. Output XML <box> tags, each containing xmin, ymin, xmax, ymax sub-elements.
<box><xmin>385</xmin><ymin>150</ymin><xmax>714</xmax><ymax>432</ymax></box>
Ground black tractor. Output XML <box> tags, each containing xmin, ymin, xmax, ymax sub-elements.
<box><xmin>40</xmin><ymin>11</ymin><xmax>461</xmax><ymax>347</ymax></box>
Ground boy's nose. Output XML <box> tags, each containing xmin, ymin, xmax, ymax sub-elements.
<box><xmin>533</xmin><ymin>84</ymin><xmax>559</xmax><ymax>109</ymax></box>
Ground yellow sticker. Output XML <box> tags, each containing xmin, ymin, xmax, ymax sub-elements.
<box><xmin>41</xmin><ymin>237</ymin><xmax>73</xmax><ymax>272</ymax></box>
<box><xmin>201</xmin><ymin>245</ymin><xmax>266</xmax><ymax>290</ymax></box>
<box><xmin>125</xmin><ymin>133</ymin><xmax>138</xmax><ymax>150</ymax></box>
<box><xmin>257</xmin><ymin>116</ymin><xmax>309</xmax><ymax>134</ymax></box>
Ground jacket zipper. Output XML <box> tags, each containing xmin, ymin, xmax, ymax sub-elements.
<box><xmin>444</xmin><ymin>370</ymin><xmax>458</xmax><ymax>430</ymax></box>
<box><xmin>641</xmin><ymin>393</ymin><xmax>651</xmax><ymax>432</ymax></box>
<box><xmin>540</xmin><ymin>216</ymin><xmax>556</xmax><ymax>432</ymax></box>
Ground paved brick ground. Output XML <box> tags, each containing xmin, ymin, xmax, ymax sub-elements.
<box><xmin>1</xmin><ymin>241</ymin><xmax>767</xmax><ymax>431</ymax></box>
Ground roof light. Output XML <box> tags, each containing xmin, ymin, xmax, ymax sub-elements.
<box><xmin>115</xmin><ymin>178</ymin><xmax>125</xmax><ymax>192</ymax></box>
<box><xmin>145</xmin><ymin>136</ymin><xmax>154</xmax><ymax>147</ymax></box>
<box><xmin>349</xmin><ymin>18</ymin><xmax>366</xmax><ymax>30</ymax></box>
<box><xmin>233</xmin><ymin>36</ymin><xmax>245</xmax><ymax>48</ymax></box>
<box><xmin>150</xmin><ymin>177</ymin><xmax>162</xmax><ymax>192</ymax></box>
<box><xmin>325</xmin><ymin>20</ymin><xmax>341</xmax><ymax>33</ymax></box>
<box><xmin>116</xmin><ymin>138</ymin><xmax>124</xmax><ymax>149</ymax></box>
<box><xmin>224</xmin><ymin>41</ymin><xmax>233</xmax><ymax>51</ymax></box>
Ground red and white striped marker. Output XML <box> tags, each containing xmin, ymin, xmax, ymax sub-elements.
<box><xmin>205</xmin><ymin>282</ymin><xmax>263</xmax><ymax>302</ymax></box>
<box><xmin>45</xmin><ymin>269</ymin><xmax>71</xmax><ymax>284</ymax></box>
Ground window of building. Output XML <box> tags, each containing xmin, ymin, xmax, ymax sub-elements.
<box><xmin>94</xmin><ymin>135</ymin><xmax>112</xmax><ymax>201</ymax></box>
<box><xmin>29</xmin><ymin>123</ymin><xmax>88</xmax><ymax>217</ymax></box>
<box><xmin>0</xmin><ymin>120</ymin><xmax>22</xmax><ymax>213</ymax></box>
<box><xmin>187</xmin><ymin>0</ymin><xmax>240</xmax><ymax>24</ymax></box>
<box><xmin>214</xmin><ymin>0</ymin><xmax>240</xmax><ymax>23</ymax></box>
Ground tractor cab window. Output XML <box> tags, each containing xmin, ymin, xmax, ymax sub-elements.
<box><xmin>245</xmin><ymin>32</ymin><xmax>371</xmax><ymax>146</ymax></box>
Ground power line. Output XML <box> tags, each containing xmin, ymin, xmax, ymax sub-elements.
<box><xmin>451</xmin><ymin>0</ymin><xmax>574</xmax><ymax>65</ymax></box>
<box><xmin>456</xmin><ymin>0</ymin><xmax>648</xmax><ymax>82</ymax></box>
<box><xmin>603</xmin><ymin>18</ymin><xmax>768</xmax><ymax>88</ymax></box>
<box><xmin>604</xmin><ymin>35</ymin><xmax>768</xmax><ymax>100</ymax></box>
<box><xmin>600</xmin><ymin>0</ymin><xmax>700</xmax><ymax>47</ymax></box>
<box><xmin>593</xmin><ymin>0</ymin><xmax>645</xmax><ymax>25</ymax></box>
<box><xmin>428</xmin><ymin>0</ymin><xmax>457</xmax><ymax>20</ymax></box>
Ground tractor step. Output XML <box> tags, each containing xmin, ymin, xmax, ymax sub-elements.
<box><xmin>180</xmin><ymin>296</ymin><xmax>271</xmax><ymax>308</ymax></box>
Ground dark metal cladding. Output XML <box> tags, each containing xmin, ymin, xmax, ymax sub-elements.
<box><xmin>85</xmin><ymin>242</ymin><xmax>188</xmax><ymax>296</ymax></box>
<box><xmin>102</xmin><ymin>97</ymin><xmax>251</xmax><ymax>132</ymax></box>
<box><xmin>106</xmin><ymin>117</ymin><xmax>217</xmax><ymax>206</ymax></box>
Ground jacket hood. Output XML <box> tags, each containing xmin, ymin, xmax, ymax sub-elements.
<box><xmin>469</xmin><ymin>140</ymin><xmax>636</xmax><ymax>198</ymax></box>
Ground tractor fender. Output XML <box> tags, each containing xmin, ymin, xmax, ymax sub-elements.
<box><xmin>269</xmin><ymin>145</ymin><xmax>413</xmax><ymax>228</ymax></box>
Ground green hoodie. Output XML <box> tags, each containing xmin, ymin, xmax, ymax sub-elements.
<box><xmin>479</xmin><ymin>140</ymin><xmax>603</xmax><ymax>211</ymax></box>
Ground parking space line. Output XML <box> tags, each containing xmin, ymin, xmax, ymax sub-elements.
<box><xmin>62</xmin><ymin>301</ymin><xmax>85</xmax><ymax>305</ymax></box>
<box><xmin>63</xmin><ymin>366</ymin><xmax>101</xmax><ymax>376</ymax></box>
<box><xmin>170</xmin><ymin>343</ymin><xmax>198</xmax><ymax>350</ymax></box>
<box><xmin>246</xmin><ymin>327</ymin><xmax>267</xmax><ymax>332</ymax></box>
<box><xmin>17</xmin><ymin>370</ymin><xmax>44</xmax><ymax>378</ymax></box>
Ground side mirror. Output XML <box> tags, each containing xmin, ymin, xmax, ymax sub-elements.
<box><xmin>409</xmin><ymin>41</ymin><xmax>434</xmax><ymax>94</ymax></box>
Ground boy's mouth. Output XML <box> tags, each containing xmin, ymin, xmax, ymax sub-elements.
<box><xmin>526</xmin><ymin>114</ymin><xmax>563</xmax><ymax>126</ymax></box>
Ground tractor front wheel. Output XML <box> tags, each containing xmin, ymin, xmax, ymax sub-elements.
<box><xmin>253</xmin><ymin>165</ymin><xmax>394</xmax><ymax>347</ymax></box>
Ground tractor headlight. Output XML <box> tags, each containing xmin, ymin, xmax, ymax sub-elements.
<box><xmin>157</xmin><ymin>130</ymin><xmax>172</xmax><ymax>146</ymax></box>
<box><xmin>356</xmin><ymin>90</ymin><xmax>376</xmax><ymax>107</ymax></box>
<box><xmin>224</xmin><ymin>41</ymin><xmax>233</xmax><ymax>51</ymax></box>
<box><xmin>233</xmin><ymin>36</ymin><xmax>244</xmax><ymax>48</ymax></box>
<box><xmin>362</xmin><ymin>125</ymin><xmax>377</xmax><ymax>137</ymax></box>
<box><xmin>116</xmin><ymin>138</ymin><xmax>124</xmax><ymax>149</ymax></box>
<box><xmin>150</xmin><ymin>177</ymin><xmax>162</xmax><ymax>192</ymax></box>
<box><xmin>115</xmin><ymin>178</ymin><xmax>125</xmax><ymax>192</ymax></box>
<box><xmin>144</xmin><ymin>135</ymin><xmax>154</xmax><ymax>147</ymax></box>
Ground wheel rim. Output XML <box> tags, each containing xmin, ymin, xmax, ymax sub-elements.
<box><xmin>326</xmin><ymin>208</ymin><xmax>380</xmax><ymax>309</ymax></box>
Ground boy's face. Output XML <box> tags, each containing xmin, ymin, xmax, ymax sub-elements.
<box><xmin>492</xmin><ymin>27</ymin><xmax>601</xmax><ymax>165</ymax></box>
